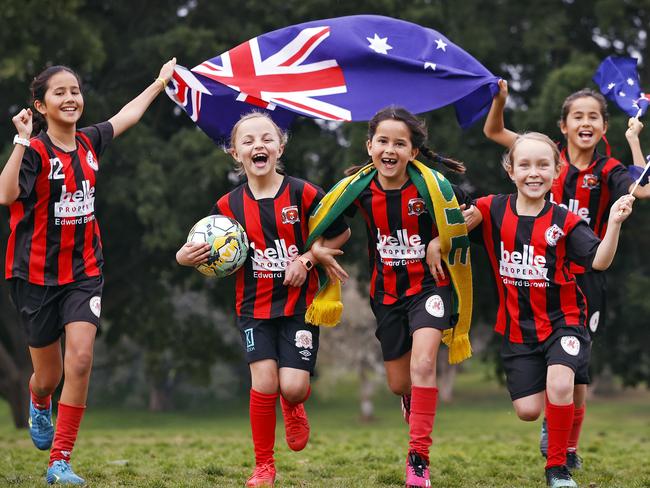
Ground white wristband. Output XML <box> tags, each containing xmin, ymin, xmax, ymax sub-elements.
<box><xmin>13</xmin><ymin>135</ymin><xmax>30</xmax><ymax>147</ymax></box>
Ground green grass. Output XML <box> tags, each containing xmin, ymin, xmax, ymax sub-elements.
<box><xmin>1</xmin><ymin>367</ymin><xmax>649</xmax><ymax>487</ymax></box>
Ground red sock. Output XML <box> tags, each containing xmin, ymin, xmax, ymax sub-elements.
<box><xmin>567</xmin><ymin>405</ymin><xmax>585</xmax><ymax>452</ymax></box>
<box><xmin>281</xmin><ymin>386</ymin><xmax>311</xmax><ymax>409</ymax></box>
<box><xmin>250</xmin><ymin>389</ymin><xmax>278</xmax><ymax>466</ymax></box>
<box><xmin>29</xmin><ymin>383</ymin><xmax>51</xmax><ymax>410</ymax></box>
<box><xmin>408</xmin><ymin>386</ymin><xmax>438</xmax><ymax>463</ymax></box>
<box><xmin>545</xmin><ymin>400</ymin><xmax>574</xmax><ymax>469</ymax></box>
<box><xmin>49</xmin><ymin>402</ymin><xmax>86</xmax><ymax>466</ymax></box>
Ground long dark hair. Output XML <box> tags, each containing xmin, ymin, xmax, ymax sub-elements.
<box><xmin>29</xmin><ymin>65</ymin><xmax>82</xmax><ymax>136</ymax></box>
<box><xmin>345</xmin><ymin>106</ymin><xmax>465</xmax><ymax>175</ymax></box>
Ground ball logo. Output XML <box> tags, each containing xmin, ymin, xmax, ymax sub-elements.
<box><xmin>545</xmin><ymin>224</ymin><xmax>565</xmax><ymax>247</ymax></box>
<box><xmin>582</xmin><ymin>174</ymin><xmax>599</xmax><ymax>189</ymax></box>
<box><xmin>425</xmin><ymin>295</ymin><xmax>445</xmax><ymax>318</ymax></box>
<box><xmin>407</xmin><ymin>198</ymin><xmax>427</xmax><ymax>216</ymax></box>
<box><xmin>281</xmin><ymin>205</ymin><xmax>300</xmax><ymax>224</ymax></box>
<box><xmin>589</xmin><ymin>311</ymin><xmax>600</xmax><ymax>333</ymax></box>
<box><xmin>294</xmin><ymin>330</ymin><xmax>313</xmax><ymax>349</ymax></box>
<box><xmin>560</xmin><ymin>336</ymin><xmax>580</xmax><ymax>356</ymax></box>
<box><xmin>86</xmin><ymin>152</ymin><xmax>99</xmax><ymax>171</ymax></box>
<box><xmin>89</xmin><ymin>296</ymin><xmax>101</xmax><ymax>318</ymax></box>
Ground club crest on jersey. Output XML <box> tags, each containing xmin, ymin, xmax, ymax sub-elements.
<box><xmin>281</xmin><ymin>205</ymin><xmax>300</xmax><ymax>224</ymax></box>
<box><xmin>86</xmin><ymin>151</ymin><xmax>98</xmax><ymax>171</ymax></box>
<box><xmin>581</xmin><ymin>173</ymin><xmax>599</xmax><ymax>189</ymax></box>
<box><xmin>545</xmin><ymin>224</ymin><xmax>565</xmax><ymax>247</ymax></box>
<box><xmin>560</xmin><ymin>336</ymin><xmax>581</xmax><ymax>356</ymax></box>
<box><xmin>407</xmin><ymin>198</ymin><xmax>427</xmax><ymax>216</ymax></box>
<box><xmin>294</xmin><ymin>330</ymin><xmax>313</xmax><ymax>349</ymax></box>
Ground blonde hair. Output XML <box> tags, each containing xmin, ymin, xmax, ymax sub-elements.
<box><xmin>228</xmin><ymin>111</ymin><xmax>288</xmax><ymax>176</ymax></box>
<box><xmin>501</xmin><ymin>132</ymin><xmax>562</xmax><ymax>173</ymax></box>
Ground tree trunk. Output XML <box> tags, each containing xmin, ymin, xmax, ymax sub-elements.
<box><xmin>358</xmin><ymin>356</ymin><xmax>376</xmax><ymax>422</ymax></box>
<box><xmin>436</xmin><ymin>347</ymin><xmax>457</xmax><ymax>403</ymax></box>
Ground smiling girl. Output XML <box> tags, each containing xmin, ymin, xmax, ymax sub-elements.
<box><xmin>464</xmin><ymin>132</ymin><xmax>634</xmax><ymax>488</ymax></box>
<box><xmin>310</xmin><ymin>106</ymin><xmax>473</xmax><ymax>488</ymax></box>
<box><xmin>0</xmin><ymin>59</ymin><xmax>176</xmax><ymax>485</ymax></box>
<box><xmin>176</xmin><ymin>111</ymin><xmax>349</xmax><ymax>487</ymax></box>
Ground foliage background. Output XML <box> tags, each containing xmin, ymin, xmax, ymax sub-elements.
<box><xmin>1</xmin><ymin>0</ymin><xmax>649</xmax><ymax>419</ymax></box>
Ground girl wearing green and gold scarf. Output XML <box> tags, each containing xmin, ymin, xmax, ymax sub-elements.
<box><xmin>308</xmin><ymin>107</ymin><xmax>473</xmax><ymax>488</ymax></box>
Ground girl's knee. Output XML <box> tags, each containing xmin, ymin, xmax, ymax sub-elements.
<box><xmin>546</xmin><ymin>378</ymin><xmax>574</xmax><ymax>403</ymax></box>
<box><xmin>410</xmin><ymin>355</ymin><xmax>436</xmax><ymax>382</ymax></box>
<box><xmin>65</xmin><ymin>350</ymin><xmax>93</xmax><ymax>379</ymax></box>
<box><xmin>515</xmin><ymin>406</ymin><xmax>542</xmax><ymax>421</ymax></box>
<box><xmin>280</xmin><ymin>383</ymin><xmax>309</xmax><ymax>404</ymax></box>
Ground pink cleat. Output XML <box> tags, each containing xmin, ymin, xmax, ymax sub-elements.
<box><xmin>405</xmin><ymin>451</ymin><xmax>431</xmax><ymax>487</ymax></box>
<box><xmin>246</xmin><ymin>463</ymin><xmax>276</xmax><ymax>487</ymax></box>
<box><xmin>280</xmin><ymin>397</ymin><xmax>310</xmax><ymax>451</ymax></box>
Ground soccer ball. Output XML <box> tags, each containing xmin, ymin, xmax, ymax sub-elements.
<box><xmin>187</xmin><ymin>215</ymin><xmax>249</xmax><ymax>278</ymax></box>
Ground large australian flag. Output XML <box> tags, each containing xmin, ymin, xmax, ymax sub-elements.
<box><xmin>166</xmin><ymin>15</ymin><xmax>499</xmax><ymax>144</ymax></box>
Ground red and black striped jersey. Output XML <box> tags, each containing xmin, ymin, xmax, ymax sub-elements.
<box><xmin>213</xmin><ymin>175</ymin><xmax>347</xmax><ymax>319</ymax></box>
<box><xmin>348</xmin><ymin>177</ymin><xmax>470</xmax><ymax>305</ymax></box>
<box><xmin>5</xmin><ymin>123</ymin><xmax>113</xmax><ymax>285</ymax></box>
<box><xmin>550</xmin><ymin>149</ymin><xmax>631</xmax><ymax>273</ymax></box>
<box><xmin>475</xmin><ymin>194</ymin><xmax>601</xmax><ymax>344</ymax></box>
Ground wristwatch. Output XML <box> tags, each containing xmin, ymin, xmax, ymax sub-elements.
<box><xmin>297</xmin><ymin>255</ymin><xmax>314</xmax><ymax>271</ymax></box>
<box><xmin>13</xmin><ymin>135</ymin><xmax>30</xmax><ymax>147</ymax></box>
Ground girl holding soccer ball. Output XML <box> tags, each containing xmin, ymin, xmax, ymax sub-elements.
<box><xmin>176</xmin><ymin>111</ymin><xmax>349</xmax><ymax>487</ymax></box>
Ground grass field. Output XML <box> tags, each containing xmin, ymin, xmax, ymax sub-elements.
<box><xmin>1</xmin><ymin>366</ymin><xmax>649</xmax><ymax>487</ymax></box>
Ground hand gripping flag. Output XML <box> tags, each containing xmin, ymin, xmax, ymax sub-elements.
<box><xmin>166</xmin><ymin>14</ymin><xmax>499</xmax><ymax>144</ymax></box>
<box><xmin>593</xmin><ymin>56</ymin><xmax>650</xmax><ymax>118</ymax></box>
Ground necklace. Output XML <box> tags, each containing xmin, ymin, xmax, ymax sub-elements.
<box><xmin>48</xmin><ymin>132</ymin><xmax>77</xmax><ymax>152</ymax></box>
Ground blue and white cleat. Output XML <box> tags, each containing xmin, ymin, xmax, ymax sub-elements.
<box><xmin>29</xmin><ymin>400</ymin><xmax>54</xmax><ymax>450</ymax></box>
<box><xmin>46</xmin><ymin>460</ymin><xmax>86</xmax><ymax>485</ymax></box>
<box><xmin>545</xmin><ymin>465</ymin><xmax>578</xmax><ymax>488</ymax></box>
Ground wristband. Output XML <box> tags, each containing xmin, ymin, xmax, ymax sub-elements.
<box><xmin>297</xmin><ymin>255</ymin><xmax>314</xmax><ymax>271</ymax></box>
<box><xmin>13</xmin><ymin>135</ymin><xmax>30</xmax><ymax>147</ymax></box>
<box><xmin>155</xmin><ymin>77</ymin><xmax>167</xmax><ymax>91</ymax></box>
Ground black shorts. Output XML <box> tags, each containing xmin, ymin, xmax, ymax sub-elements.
<box><xmin>370</xmin><ymin>286</ymin><xmax>455</xmax><ymax>361</ymax></box>
<box><xmin>236</xmin><ymin>315</ymin><xmax>319</xmax><ymax>374</ymax></box>
<box><xmin>576</xmin><ymin>271</ymin><xmax>606</xmax><ymax>336</ymax></box>
<box><xmin>10</xmin><ymin>276</ymin><xmax>103</xmax><ymax>348</ymax></box>
<box><xmin>500</xmin><ymin>327</ymin><xmax>591</xmax><ymax>401</ymax></box>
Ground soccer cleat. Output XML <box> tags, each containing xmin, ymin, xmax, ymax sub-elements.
<box><xmin>405</xmin><ymin>451</ymin><xmax>431</xmax><ymax>487</ymax></box>
<box><xmin>540</xmin><ymin>417</ymin><xmax>548</xmax><ymax>457</ymax></box>
<box><xmin>245</xmin><ymin>463</ymin><xmax>276</xmax><ymax>487</ymax></box>
<box><xmin>280</xmin><ymin>396</ymin><xmax>310</xmax><ymax>451</ymax></box>
<box><xmin>566</xmin><ymin>451</ymin><xmax>583</xmax><ymax>471</ymax></box>
<box><xmin>29</xmin><ymin>400</ymin><xmax>54</xmax><ymax>450</ymax></box>
<box><xmin>401</xmin><ymin>394</ymin><xmax>411</xmax><ymax>424</ymax></box>
<box><xmin>46</xmin><ymin>460</ymin><xmax>86</xmax><ymax>485</ymax></box>
<box><xmin>545</xmin><ymin>465</ymin><xmax>578</xmax><ymax>488</ymax></box>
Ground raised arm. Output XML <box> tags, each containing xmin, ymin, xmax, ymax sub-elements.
<box><xmin>483</xmin><ymin>79</ymin><xmax>518</xmax><ymax>148</ymax></box>
<box><xmin>0</xmin><ymin>109</ymin><xmax>32</xmax><ymax>205</ymax></box>
<box><xmin>108</xmin><ymin>57</ymin><xmax>176</xmax><ymax>138</ymax></box>
<box><xmin>592</xmin><ymin>194</ymin><xmax>634</xmax><ymax>270</ymax></box>
<box><xmin>625</xmin><ymin>117</ymin><xmax>650</xmax><ymax>198</ymax></box>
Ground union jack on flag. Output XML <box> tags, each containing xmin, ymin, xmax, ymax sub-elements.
<box><xmin>166</xmin><ymin>15</ymin><xmax>499</xmax><ymax>144</ymax></box>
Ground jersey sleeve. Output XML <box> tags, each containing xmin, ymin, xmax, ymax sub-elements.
<box><xmin>565</xmin><ymin>220</ymin><xmax>601</xmax><ymax>271</ymax></box>
<box><xmin>16</xmin><ymin>147</ymin><xmax>42</xmax><ymax>199</ymax></box>
<box><xmin>607</xmin><ymin>161</ymin><xmax>634</xmax><ymax>201</ymax></box>
<box><xmin>79</xmin><ymin>122</ymin><xmax>114</xmax><ymax>157</ymax></box>
<box><xmin>452</xmin><ymin>183</ymin><xmax>473</xmax><ymax>207</ymax></box>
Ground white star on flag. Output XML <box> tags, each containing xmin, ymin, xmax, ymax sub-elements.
<box><xmin>367</xmin><ymin>34</ymin><xmax>392</xmax><ymax>54</ymax></box>
<box><xmin>607</xmin><ymin>82</ymin><xmax>616</xmax><ymax>90</ymax></box>
<box><xmin>619</xmin><ymin>91</ymin><xmax>626</xmax><ymax>97</ymax></box>
<box><xmin>627</xmin><ymin>78</ymin><xmax>635</xmax><ymax>86</ymax></box>
<box><xmin>424</xmin><ymin>62</ymin><xmax>437</xmax><ymax>70</ymax></box>
<box><xmin>435</xmin><ymin>39</ymin><xmax>447</xmax><ymax>51</ymax></box>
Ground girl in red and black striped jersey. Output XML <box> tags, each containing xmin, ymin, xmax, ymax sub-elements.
<box><xmin>463</xmin><ymin>132</ymin><xmax>634</xmax><ymax>488</ymax></box>
<box><xmin>0</xmin><ymin>58</ymin><xmax>176</xmax><ymax>485</ymax></box>
<box><xmin>176</xmin><ymin>112</ymin><xmax>349</xmax><ymax>488</ymax></box>
<box><xmin>312</xmin><ymin>107</ymin><xmax>471</xmax><ymax>488</ymax></box>
<box><xmin>483</xmin><ymin>80</ymin><xmax>650</xmax><ymax>467</ymax></box>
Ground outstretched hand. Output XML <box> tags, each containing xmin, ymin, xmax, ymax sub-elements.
<box><xmin>12</xmin><ymin>108</ymin><xmax>32</xmax><ymax>139</ymax></box>
<box><xmin>626</xmin><ymin>117</ymin><xmax>644</xmax><ymax>140</ymax></box>
<box><xmin>311</xmin><ymin>241</ymin><xmax>349</xmax><ymax>283</ymax></box>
